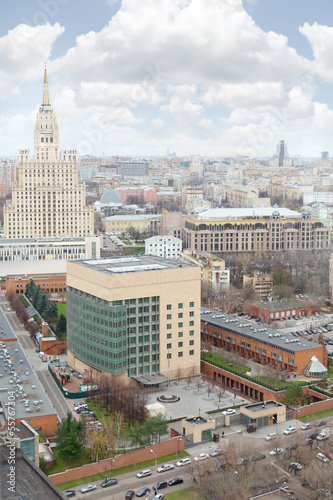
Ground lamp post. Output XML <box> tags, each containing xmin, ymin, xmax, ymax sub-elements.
<box><xmin>150</xmin><ymin>449</ymin><xmax>157</xmax><ymax>467</ymax></box>
<box><xmin>110</xmin><ymin>458</ymin><xmax>114</xmax><ymax>472</ymax></box>
<box><xmin>199</xmin><ymin>408</ymin><xmax>201</xmax><ymax>418</ymax></box>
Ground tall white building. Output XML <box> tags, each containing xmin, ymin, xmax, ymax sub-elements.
<box><xmin>4</xmin><ymin>67</ymin><xmax>94</xmax><ymax>239</ymax></box>
<box><xmin>145</xmin><ymin>235</ymin><xmax>183</xmax><ymax>260</ymax></box>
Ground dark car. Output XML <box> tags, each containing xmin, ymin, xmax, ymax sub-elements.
<box><xmin>308</xmin><ymin>432</ymin><xmax>318</xmax><ymax>440</ymax></box>
<box><xmin>63</xmin><ymin>492</ymin><xmax>76</xmax><ymax>498</ymax></box>
<box><xmin>125</xmin><ymin>492</ymin><xmax>135</xmax><ymax>500</ymax></box>
<box><xmin>286</xmin><ymin>443</ymin><xmax>298</xmax><ymax>451</ymax></box>
<box><xmin>252</xmin><ymin>453</ymin><xmax>266</xmax><ymax>462</ymax></box>
<box><xmin>316</xmin><ymin>420</ymin><xmax>326</xmax><ymax>427</ymax></box>
<box><xmin>136</xmin><ymin>488</ymin><xmax>150</xmax><ymax>497</ymax></box>
<box><xmin>153</xmin><ymin>481</ymin><xmax>168</xmax><ymax>491</ymax></box>
<box><xmin>302</xmin><ymin>482</ymin><xmax>314</xmax><ymax>489</ymax></box>
<box><xmin>168</xmin><ymin>478</ymin><xmax>184</xmax><ymax>486</ymax></box>
<box><xmin>214</xmin><ymin>460</ymin><xmax>227</xmax><ymax>470</ymax></box>
<box><xmin>101</xmin><ymin>478</ymin><xmax>118</xmax><ymax>488</ymax></box>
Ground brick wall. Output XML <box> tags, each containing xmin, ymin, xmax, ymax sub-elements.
<box><xmin>50</xmin><ymin>437</ymin><xmax>185</xmax><ymax>485</ymax></box>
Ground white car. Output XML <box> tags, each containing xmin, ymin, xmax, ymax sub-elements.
<box><xmin>269</xmin><ymin>448</ymin><xmax>284</xmax><ymax>456</ymax></box>
<box><xmin>80</xmin><ymin>484</ymin><xmax>97</xmax><ymax>493</ymax></box>
<box><xmin>222</xmin><ymin>409</ymin><xmax>236</xmax><ymax>416</ymax></box>
<box><xmin>176</xmin><ymin>457</ymin><xmax>191</xmax><ymax>466</ymax></box>
<box><xmin>317</xmin><ymin>453</ymin><xmax>329</xmax><ymax>463</ymax></box>
<box><xmin>264</xmin><ymin>432</ymin><xmax>277</xmax><ymax>441</ymax></box>
<box><xmin>301</xmin><ymin>423</ymin><xmax>311</xmax><ymax>430</ymax></box>
<box><xmin>284</xmin><ymin>426</ymin><xmax>296</xmax><ymax>435</ymax></box>
<box><xmin>136</xmin><ymin>469</ymin><xmax>152</xmax><ymax>478</ymax></box>
<box><xmin>194</xmin><ymin>453</ymin><xmax>209</xmax><ymax>461</ymax></box>
<box><xmin>156</xmin><ymin>464</ymin><xmax>175</xmax><ymax>473</ymax></box>
<box><xmin>152</xmin><ymin>494</ymin><xmax>164</xmax><ymax>500</ymax></box>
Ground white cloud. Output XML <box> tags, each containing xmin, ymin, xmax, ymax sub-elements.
<box><xmin>300</xmin><ymin>22</ymin><xmax>333</xmax><ymax>82</ymax></box>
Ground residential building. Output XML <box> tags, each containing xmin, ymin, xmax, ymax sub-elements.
<box><xmin>66</xmin><ymin>256</ymin><xmax>201</xmax><ymax>383</ymax></box>
<box><xmin>145</xmin><ymin>235</ymin><xmax>182</xmax><ymax>259</ymax></box>
<box><xmin>243</xmin><ymin>273</ymin><xmax>273</xmax><ymax>299</ymax></box>
<box><xmin>181</xmin><ymin>187</ymin><xmax>203</xmax><ymax>208</ymax></box>
<box><xmin>102</xmin><ymin>214</ymin><xmax>160</xmax><ymax>235</ymax></box>
<box><xmin>4</xmin><ymin>68</ymin><xmax>94</xmax><ymax>239</ymax></box>
<box><xmin>121</xmin><ymin>160</ymin><xmax>149</xmax><ymax>178</ymax></box>
<box><xmin>180</xmin><ymin>249</ymin><xmax>230</xmax><ymax>291</ymax></box>
<box><xmin>116</xmin><ymin>186</ymin><xmax>156</xmax><ymax>204</ymax></box>
<box><xmin>159</xmin><ymin>211</ymin><xmax>186</xmax><ymax>240</ymax></box>
<box><xmin>183</xmin><ymin>207</ymin><xmax>329</xmax><ymax>254</ymax></box>
<box><xmin>200</xmin><ymin>309</ymin><xmax>326</xmax><ymax>375</ymax></box>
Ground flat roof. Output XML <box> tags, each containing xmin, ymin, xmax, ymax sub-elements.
<box><xmin>186</xmin><ymin>416</ymin><xmax>208</xmax><ymax>424</ymax></box>
<box><xmin>196</xmin><ymin>207</ymin><xmax>300</xmax><ymax>220</ymax></box>
<box><xmin>74</xmin><ymin>255</ymin><xmax>194</xmax><ymax>275</ymax></box>
<box><xmin>0</xmin><ymin>237</ymin><xmax>86</xmax><ymax>244</ymax></box>
<box><xmin>0</xmin><ymin>341</ymin><xmax>56</xmax><ymax>421</ymax></box>
<box><xmin>257</xmin><ymin>299</ymin><xmax>315</xmax><ymax>312</ymax></box>
<box><xmin>103</xmin><ymin>214</ymin><xmax>160</xmax><ymax>221</ymax></box>
<box><xmin>243</xmin><ymin>401</ymin><xmax>283</xmax><ymax>413</ymax></box>
<box><xmin>0</xmin><ymin>308</ymin><xmax>17</xmax><ymax>341</ymax></box>
<box><xmin>200</xmin><ymin>308</ymin><xmax>321</xmax><ymax>354</ymax></box>
<box><xmin>0</xmin><ymin>260</ymin><xmax>67</xmax><ymax>278</ymax></box>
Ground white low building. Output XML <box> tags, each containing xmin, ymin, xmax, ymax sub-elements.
<box><xmin>145</xmin><ymin>235</ymin><xmax>182</xmax><ymax>260</ymax></box>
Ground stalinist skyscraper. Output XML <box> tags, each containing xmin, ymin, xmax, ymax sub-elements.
<box><xmin>4</xmin><ymin>67</ymin><xmax>94</xmax><ymax>239</ymax></box>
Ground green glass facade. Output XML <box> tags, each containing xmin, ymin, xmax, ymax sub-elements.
<box><xmin>67</xmin><ymin>287</ymin><xmax>159</xmax><ymax>376</ymax></box>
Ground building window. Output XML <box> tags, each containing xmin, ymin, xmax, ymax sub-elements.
<box><xmin>178</xmin><ymin>351</ymin><xmax>183</xmax><ymax>357</ymax></box>
<box><xmin>189</xmin><ymin>311</ymin><xmax>194</xmax><ymax>317</ymax></box>
<box><xmin>167</xmin><ymin>343</ymin><xmax>172</xmax><ymax>349</ymax></box>
<box><xmin>178</xmin><ymin>303</ymin><xmax>183</xmax><ymax>309</ymax></box>
<box><xmin>178</xmin><ymin>312</ymin><xmax>183</xmax><ymax>318</ymax></box>
<box><xmin>178</xmin><ymin>322</ymin><xmax>183</xmax><ymax>328</ymax></box>
<box><xmin>190</xmin><ymin>301</ymin><xmax>194</xmax><ymax>307</ymax></box>
<box><xmin>167</xmin><ymin>314</ymin><xmax>172</xmax><ymax>320</ymax></box>
<box><xmin>167</xmin><ymin>324</ymin><xmax>172</xmax><ymax>329</ymax></box>
<box><xmin>189</xmin><ymin>330</ymin><xmax>194</xmax><ymax>336</ymax></box>
<box><xmin>167</xmin><ymin>333</ymin><xmax>172</xmax><ymax>339</ymax></box>
<box><xmin>167</xmin><ymin>304</ymin><xmax>172</xmax><ymax>310</ymax></box>
<box><xmin>167</xmin><ymin>352</ymin><xmax>172</xmax><ymax>359</ymax></box>
<box><xmin>189</xmin><ymin>340</ymin><xmax>194</xmax><ymax>345</ymax></box>
<box><xmin>178</xmin><ymin>332</ymin><xmax>183</xmax><ymax>337</ymax></box>
<box><xmin>178</xmin><ymin>342</ymin><xmax>183</xmax><ymax>347</ymax></box>
<box><xmin>189</xmin><ymin>350</ymin><xmax>194</xmax><ymax>355</ymax></box>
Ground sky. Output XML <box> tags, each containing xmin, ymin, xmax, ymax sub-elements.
<box><xmin>1</xmin><ymin>0</ymin><xmax>333</xmax><ymax>158</ymax></box>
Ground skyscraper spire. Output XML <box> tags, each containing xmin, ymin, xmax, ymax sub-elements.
<box><xmin>42</xmin><ymin>63</ymin><xmax>50</xmax><ymax>106</ymax></box>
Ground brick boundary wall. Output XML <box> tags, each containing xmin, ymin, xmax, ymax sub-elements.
<box><xmin>49</xmin><ymin>437</ymin><xmax>185</xmax><ymax>485</ymax></box>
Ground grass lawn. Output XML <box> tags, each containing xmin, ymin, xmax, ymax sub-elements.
<box><xmin>298</xmin><ymin>407</ymin><xmax>333</xmax><ymax>423</ymax></box>
<box><xmin>57</xmin><ymin>451</ymin><xmax>189</xmax><ymax>489</ymax></box>
<box><xmin>123</xmin><ymin>246</ymin><xmax>145</xmax><ymax>255</ymax></box>
<box><xmin>327</xmin><ymin>366</ymin><xmax>333</xmax><ymax>378</ymax></box>
<box><xmin>201</xmin><ymin>352</ymin><xmax>250</xmax><ymax>375</ymax></box>
<box><xmin>84</xmin><ymin>400</ymin><xmax>113</xmax><ymax>427</ymax></box>
<box><xmin>57</xmin><ymin>303</ymin><xmax>67</xmax><ymax>317</ymax></box>
<box><xmin>19</xmin><ymin>295</ymin><xmax>29</xmax><ymax>307</ymax></box>
<box><xmin>165</xmin><ymin>488</ymin><xmax>199</xmax><ymax>499</ymax></box>
<box><xmin>252</xmin><ymin>376</ymin><xmax>304</xmax><ymax>389</ymax></box>
<box><xmin>46</xmin><ymin>449</ymin><xmax>92</xmax><ymax>476</ymax></box>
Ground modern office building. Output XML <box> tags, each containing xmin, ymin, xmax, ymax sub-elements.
<box><xmin>66</xmin><ymin>256</ymin><xmax>201</xmax><ymax>384</ymax></box>
<box><xmin>121</xmin><ymin>160</ymin><xmax>149</xmax><ymax>178</ymax></box>
<box><xmin>180</xmin><ymin>249</ymin><xmax>230</xmax><ymax>291</ymax></box>
<box><xmin>276</xmin><ymin>140</ymin><xmax>288</xmax><ymax>167</ymax></box>
<box><xmin>145</xmin><ymin>235</ymin><xmax>182</xmax><ymax>260</ymax></box>
<box><xmin>201</xmin><ymin>309</ymin><xmax>326</xmax><ymax>375</ymax></box>
<box><xmin>4</xmin><ymin>67</ymin><xmax>94</xmax><ymax>239</ymax></box>
<box><xmin>183</xmin><ymin>207</ymin><xmax>329</xmax><ymax>254</ymax></box>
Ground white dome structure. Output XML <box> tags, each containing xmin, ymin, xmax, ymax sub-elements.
<box><xmin>303</xmin><ymin>356</ymin><xmax>328</xmax><ymax>378</ymax></box>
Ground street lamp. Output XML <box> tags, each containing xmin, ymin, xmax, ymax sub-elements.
<box><xmin>199</xmin><ymin>408</ymin><xmax>201</xmax><ymax>418</ymax></box>
<box><xmin>110</xmin><ymin>458</ymin><xmax>115</xmax><ymax>472</ymax></box>
<box><xmin>150</xmin><ymin>449</ymin><xmax>157</xmax><ymax>467</ymax></box>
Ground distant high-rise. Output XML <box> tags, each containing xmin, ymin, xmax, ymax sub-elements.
<box><xmin>276</xmin><ymin>140</ymin><xmax>288</xmax><ymax>167</ymax></box>
<box><xmin>4</xmin><ymin>67</ymin><xmax>94</xmax><ymax>239</ymax></box>
<box><xmin>321</xmin><ymin>151</ymin><xmax>329</xmax><ymax>160</ymax></box>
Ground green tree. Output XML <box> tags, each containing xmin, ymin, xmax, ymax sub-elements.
<box><xmin>149</xmin><ymin>414</ymin><xmax>169</xmax><ymax>443</ymax></box>
<box><xmin>281</xmin><ymin>384</ymin><xmax>306</xmax><ymax>408</ymax></box>
<box><xmin>56</xmin><ymin>313</ymin><xmax>67</xmax><ymax>338</ymax></box>
<box><xmin>126</xmin><ymin>421</ymin><xmax>145</xmax><ymax>449</ymax></box>
<box><xmin>55</xmin><ymin>412</ymin><xmax>85</xmax><ymax>467</ymax></box>
<box><xmin>272</xmin><ymin>267</ymin><xmax>295</xmax><ymax>287</ymax></box>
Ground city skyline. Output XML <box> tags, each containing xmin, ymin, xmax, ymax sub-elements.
<box><xmin>1</xmin><ymin>0</ymin><xmax>333</xmax><ymax>157</ymax></box>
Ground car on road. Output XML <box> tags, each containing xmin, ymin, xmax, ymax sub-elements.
<box><xmin>264</xmin><ymin>432</ymin><xmax>277</xmax><ymax>441</ymax></box>
<box><xmin>316</xmin><ymin>420</ymin><xmax>326</xmax><ymax>427</ymax></box>
<box><xmin>301</xmin><ymin>423</ymin><xmax>311</xmax><ymax>430</ymax></box>
<box><xmin>269</xmin><ymin>448</ymin><xmax>284</xmax><ymax>456</ymax></box>
<box><xmin>284</xmin><ymin>426</ymin><xmax>296</xmax><ymax>435</ymax></box>
<box><xmin>176</xmin><ymin>457</ymin><xmax>191</xmax><ymax>466</ymax></box>
<box><xmin>63</xmin><ymin>491</ymin><xmax>76</xmax><ymax>498</ymax></box>
<box><xmin>317</xmin><ymin>453</ymin><xmax>330</xmax><ymax>463</ymax></box>
<box><xmin>301</xmin><ymin>482</ymin><xmax>314</xmax><ymax>489</ymax></box>
<box><xmin>80</xmin><ymin>484</ymin><xmax>97</xmax><ymax>493</ymax></box>
<box><xmin>125</xmin><ymin>491</ymin><xmax>135</xmax><ymax>499</ymax></box>
<box><xmin>168</xmin><ymin>478</ymin><xmax>184</xmax><ymax>486</ymax></box>
<box><xmin>101</xmin><ymin>478</ymin><xmax>118</xmax><ymax>488</ymax></box>
<box><xmin>289</xmin><ymin>462</ymin><xmax>303</xmax><ymax>470</ymax></box>
<box><xmin>136</xmin><ymin>487</ymin><xmax>150</xmax><ymax>497</ymax></box>
<box><xmin>153</xmin><ymin>481</ymin><xmax>167</xmax><ymax>491</ymax></box>
<box><xmin>157</xmin><ymin>464</ymin><xmax>175</xmax><ymax>473</ymax></box>
<box><xmin>152</xmin><ymin>495</ymin><xmax>164</xmax><ymax>500</ymax></box>
<box><xmin>322</xmin><ymin>451</ymin><xmax>333</xmax><ymax>461</ymax></box>
<box><xmin>137</xmin><ymin>469</ymin><xmax>152</xmax><ymax>478</ymax></box>
<box><xmin>252</xmin><ymin>453</ymin><xmax>266</xmax><ymax>462</ymax></box>
<box><xmin>222</xmin><ymin>409</ymin><xmax>236</xmax><ymax>415</ymax></box>
<box><xmin>286</xmin><ymin>443</ymin><xmax>298</xmax><ymax>451</ymax></box>
<box><xmin>194</xmin><ymin>453</ymin><xmax>209</xmax><ymax>461</ymax></box>
<box><xmin>210</xmin><ymin>450</ymin><xmax>222</xmax><ymax>457</ymax></box>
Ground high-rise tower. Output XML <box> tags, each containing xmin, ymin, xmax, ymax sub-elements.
<box><xmin>4</xmin><ymin>68</ymin><xmax>94</xmax><ymax>239</ymax></box>
<box><xmin>276</xmin><ymin>140</ymin><xmax>288</xmax><ymax>167</ymax></box>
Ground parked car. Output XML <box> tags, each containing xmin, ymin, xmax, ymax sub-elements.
<box><xmin>210</xmin><ymin>450</ymin><xmax>221</xmax><ymax>457</ymax></box>
<box><xmin>222</xmin><ymin>409</ymin><xmax>236</xmax><ymax>416</ymax></box>
<box><xmin>289</xmin><ymin>462</ymin><xmax>303</xmax><ymax>470</ymax></box>
<box><xmin>301</xmin><ymin>482</ymin><xmax>314</xmax><ymax>489</ymax></box>
<box><xmin>322</xmin><ymin>451</ymin><xmax>333</xmax><ymax>460</ymax></box>
<box><xmin>101</xmin><ymin>478</ymin><xmax>118</xmax><ymax>488</ymax></box>
<box><xmin>125</xmin><ymin>491</ymin><xmax>135</xmax><ymax>499</ymax></box>
<box><xmin>269</xmin><ymin>448</ymin><xmax>284</xmax><ymax>456</ymax></box>
<box><xmin>264</xmin><ymin>432</ymin><xmax>277</xmax><ymax>441</ymax></box>
<box><xmin>301</xmin><ymin>423</ymin><xmax>311</xmax><ymax>430</ymax></box>
<box><xmin>136</xmin><ymin>469</ymin><xmax>152</xmax><ymax>478</ymax></box>
<box><xmin>157</xmin><ymin>464</ymin><xmax>174</xmax><ymax>473</ymax></box>
<box><xmin>176</xmin><ymin>457</ymin><xmax>191</xmax><ymax>467</ymax></box>
<box><xmin>284</xmin><ymin>426</ymin><xmax>296</xmax><ymax>435</ymax></box>
<box><xmin>252</xmin><ymin>453</ymin><xmax>266</xmax><ymax>462</ymax></box>
<box><xmin>153</xmin><ymin>481</ymin><xmax>167</xmax><ymax>491</ymax></box>
<box><xmin>214</xmin><ymin>460</ymin><xmax>227</xmax><ymax>470</ymax></box>
<box><xmin>152</xmin><ymin>495</ymin><xmax>164</xmax><ymax>500</ymax></box>
<box><xmin>194</xmin><ymin>453</ymin><xmax>209</xmax><ymax>461</ymax></box>
<box><xmin>317</xmin><ymin>452</ymin><xmax>329</xmax><ymax>463</ymax></box>
<box><xmin>168</xmin><ymin>478</ymin><xmax>183</xmax><ymax>486</ymax></box>
<box><xmin>307</xmin><ymin>432</ymin><xmax>318</xmax><ymax>440</ymax></box>
<box><xmin>136</xmin><ymin>487</ymin><xmax>151</xmax><ymax>497</ymax></box>
<box><xmin>63</xmin><ymin>492</ymin><xmax>76</xmax><ymax>498</ymax></box>
<box><xmin>316</xmin><ymin>420</ymin><xmax>326</xmax><ymax>427</ymax></box>
<box><xmin>286</xmin><ymin>443</ymin><xmax>298</xmax><ymax>451</ymax></box>
<box><xmin>80</xmin><ymin>484</ymin><xmax>97</xmax><ymax>494</ymax></box>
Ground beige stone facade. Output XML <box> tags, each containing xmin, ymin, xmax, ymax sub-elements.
<box><xmin>66</xmin><ymin>256</ymin><xmax>201</xmax><ymax>382</ymax></box>
<box><xmin>243</xmin><ymin>273</ymin><xmax>273</xmax><ymax>298</ymax></box>
<box><xmin>4</xmin><ymin>69</ymin><xmax>94</xmax><ymax>239</ymax></box>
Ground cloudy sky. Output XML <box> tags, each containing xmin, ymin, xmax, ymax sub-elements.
<box><xmin>1</xmin><ymin>0</ymin><xmax>333</xmax><ymax>158</ymax></box>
